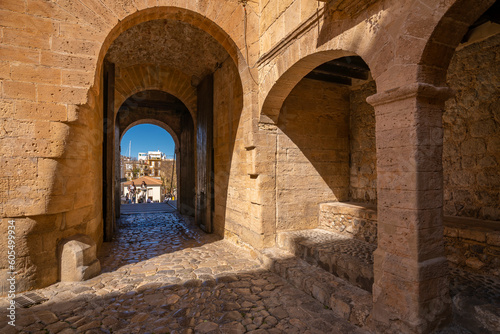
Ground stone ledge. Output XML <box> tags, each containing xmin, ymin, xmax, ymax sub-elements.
<box><xmin>319</xmin><ymin>201</ymin><xmax>377</xmax><ymax>220</ymax></box>
<box><xmin>443</xmin><ymin>216</ymin><xmax>500</xmax><ymax>247</ymax></box>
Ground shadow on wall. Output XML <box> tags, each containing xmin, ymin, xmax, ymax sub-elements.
<box><xmin>8</xmin><ymin>88</ymin><xmax>106</xmax><ymax>293</ymax></box>
<box><xmin>211</xmin><ymin>59</ymin><xmax>245</xmax><ymax>238</ymax></box>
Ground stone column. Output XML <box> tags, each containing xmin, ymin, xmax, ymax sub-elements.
<box><xmin>367</xmin><ymin>83</ymin><xmax>454</xmax><ymax>334</ymax></box>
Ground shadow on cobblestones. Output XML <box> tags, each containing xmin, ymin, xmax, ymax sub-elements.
<box><xmin>99</xmin><ymin>212</ymin><xmax>220</xmax><ymax>273</ymax></box>
<box><xmin>1</xmin><ymin>212</ymin><xmax>366</xmax><ymax>333</ymax></box>
<box><xmin>3</xmin><ymin>269</ymin><xmax>366</xmax><ymax>334</ymax></box>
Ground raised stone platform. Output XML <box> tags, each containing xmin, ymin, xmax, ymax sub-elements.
<box><xmin>277</xmin><ymin>229</ymin><xmax>375</xmax><ymax>292</ymax></box>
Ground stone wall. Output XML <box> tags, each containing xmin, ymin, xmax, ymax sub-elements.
<box><xmin>319</xmin><ymin>202</ymin><xmax>377</xmax><ymax>244</ymax></box>
<box><xmin>213</xmin><ymin>58</ymin><xmax>246</xmax><ymax>239</ymax></box>
<box><xmin>276</xmin><ymin>78</ymin><xmax>350</xmax><ymax>231</ymax></box>
<box><xmin>444</xmin><ymin>216</ymin><xmax>500</xmax><ymax>276</ymax></box>
<box><xmin>349</xmin><ymin>80</ymin><xmax>377</xmax><ymax>204</ymax></box>
<box><xmin>0</xmin><ymin>95</ymin><xmax>103</xmax><ymax>293</ymax></box>
<box><xmin>444</xmin><ymin>33</ymin><xmax>500</xmax><ymax>221</ymax></box>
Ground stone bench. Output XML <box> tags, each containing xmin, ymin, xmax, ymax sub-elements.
<box><xmin>319</xmin><ymin>201</ymin><xmax>377</xmax><ymax>244</ymax></box>
<box><xmin>319</xmin><ymin>201</ymin><xmax>500</xmax><ymax>274</ymax></box>
<box><xmin>443</xmin><ymin>216</ymin><xmax>500</xmax><ymax>274</ymax></box>
<box><xmin>58</xmin><ymin>234</ymin><xmax>101</xmax><ymax>282</ymax></box>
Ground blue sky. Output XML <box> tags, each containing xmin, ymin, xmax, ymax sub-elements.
<box><xmin>121</xmin><ymin>124</ymin><xmax>176</xmax><ymax>159</ymax></box>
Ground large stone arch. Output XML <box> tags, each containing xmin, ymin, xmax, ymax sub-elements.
<box><xmin>259</xmin><ymin>50</ymin><xmax>358</xmax><ymax>123</ymax></box>
<box><xmin>114</xmin><ymin>65</ymin><xmax>197</xmax><ymax>123</ymax></box>
<box><xmin>0</xmin><ymin>1</ymin><xmax>253</xmax><ymax>293</ymax></box>
<box><xmin>418</xmin><ymin>0</ymin><xmax>496</xmax><ymax>85</ymax></box>
<box><xmin>92</xmin><ymin>5</ymin><xmax>256</xmax><ymax>97</ymax></box>
<box><xmin>364</xmin><ymin>1</ymin><xmax>497</xmax><ymax>333</ymax></box>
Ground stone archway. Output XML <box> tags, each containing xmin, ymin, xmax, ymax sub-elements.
<box><xmin>115</xmin><ymin>90</ymin><xmax>195</xmax><ymax>223</ymax></box>
<box><xmin>99</xmin><ymin>9</ymin><xmax>246</xmax><ymax>242</ymax></box>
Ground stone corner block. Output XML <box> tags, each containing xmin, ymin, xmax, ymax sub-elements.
<box><xmin>58</xmin><ymin>234</ymin><xmax>101</xmax><ymax>282</ymax></box>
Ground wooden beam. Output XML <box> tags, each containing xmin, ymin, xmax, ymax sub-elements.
<box><xmin>314</xmin><ymin>62</ymin><xmax>369</xmax><ymax>80</ymax></box>
<box><xmin>305</xmin><ymin>72</ymin><xmax>352</xmax><ymax>85</ymax></box>
<box><xmin>329</xmin><ymin>57</ymin><xmax>370</xmax><ymax>71</ymax></box>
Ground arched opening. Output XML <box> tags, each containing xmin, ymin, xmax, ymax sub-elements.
<box><xmin>116</xmin><ymin>90</ymin><xmax>192</xmax><ymax>213</ymax></box>
<box><xmin>100</xmin><ymin>13</ymin><xmax>245</xmax><ymax>242</ymax></box>
<box><xmin>261</xmin><ymin>53</ymin><xmax>377</xmax><ymax>298</ymax></box>
<box><xmin>120</xmin><ymin>124</ymin><xmax>177</xmax><ymax>203</ymax></box>
<box><xmin>436</xmin><ymin>1</ymin><xmax>500</xmax><ymax>331</ymax></box>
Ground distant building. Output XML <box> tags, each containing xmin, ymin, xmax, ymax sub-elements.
<box><xmin>123</xmin><ymin>176</ymin><xmax>164</xmax><ymax>203</ymax></box>
<box><xmin>121</xmin><ymin>151</ymin><xmax>176</xmax><ymax>196</ymax></box>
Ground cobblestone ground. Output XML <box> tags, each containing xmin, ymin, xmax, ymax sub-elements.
<box><xmin>1</xmin><ymin>212</ymin><xmax>366</xmax><ymax>334</ymax></box>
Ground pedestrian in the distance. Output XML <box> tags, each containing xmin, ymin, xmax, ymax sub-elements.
<box><xmin>129</xmin><ymin>181</ymin><xmax>136</xmax><ymax>204</ymax></box>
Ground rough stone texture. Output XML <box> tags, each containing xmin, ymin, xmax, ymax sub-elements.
<box><xmin>444</xmin><ymin>216</ymin><xmax>500</xmax><ymax>276</ymax></box>
<box><xmin>259</xmin><ymin>246</ymin><xmax>373</xmax><ymax>328</ymax></box>
<box><xmin>276</xmin><ymin>228</ymin><xmax>376</xmax><ymax>292</ymax></box>
<box><xmin>212</xmin><ymin>58</ymin><xmax>248</xmax><ymax>243</ymax></box>
<box><xmin>0</xmin><ymin>211</ymin><xmax>366</xmax><ymax>334</ymax></box>
<box><xmin>59</xmin><ymin>234</ymin><xmax>101</xmax><ymax>282</ymax></box>
<box><xmin>0</xmin><ymin>0</ymin><xmax>499</xmax><ymax>333</ymax></box>
<box><xmin>276</xmin><ymin>78</ymin><xmax>350</xmax><ymax>231</ymax></box>
<box><xmin>349</xmin><ymin>80</ymin><xmax>377</xmax><ymax>204</ymax></box>
<box><xmin>444</xmin><ymin>33</ymin><xmax>500</xmax><ymax>221</ymax></box>
<box><xmin>106</xmin><ymin>19</ymin><xmax>228</xmax><ymax>83</ymax></box>
<box><xmin>319</xmin><ymin>202</ymin><xmax>378</xmax><ymax>244</ymax></box>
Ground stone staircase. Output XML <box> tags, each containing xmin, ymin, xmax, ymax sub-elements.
<box><xmin>258</xmin><ymin>246</ymin><xmax>373</xmax><ymax>328</ymax></box>
<box><xmin>257</xmin><ymin>212</ymin><xmax>377</xmax><ymax>329</ymax></box>
<box><xmin>256</xmin><ymin>201</ymin><xmax>500</xmax><ymax>333</ymax></box>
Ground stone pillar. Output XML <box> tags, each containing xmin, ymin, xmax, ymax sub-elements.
<box><xmin>367</xmin><ymin>83</ymin><xmax>454</xmax><ymax>334</ymax></box>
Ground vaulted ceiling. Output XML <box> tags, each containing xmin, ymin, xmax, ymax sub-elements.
<box><xmin>106</xmin><ymin>19</ymin><xmax>229</xmax><ymax>84</ymax></box>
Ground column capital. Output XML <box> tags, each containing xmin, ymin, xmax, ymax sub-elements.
<box><xmin>366</xmin><ymin>82</ymin><xmax>455</xmax><ymax>107</ymax></box>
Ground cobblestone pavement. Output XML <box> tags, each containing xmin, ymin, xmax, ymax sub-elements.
<box><xmin>1</xmin><ymin>212</ymin><xmax>367</xmax><ymax>334</ymax></box>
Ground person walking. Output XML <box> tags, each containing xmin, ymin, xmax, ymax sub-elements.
<box><xmin>140</xmin><ymin>181</ymin><xmax>148</xmax><ymax>203</ymax></box>
<box><xmin>128</xmin><ymin>181</ymin><xmax>136</xmax><ymax>204</ymax></box>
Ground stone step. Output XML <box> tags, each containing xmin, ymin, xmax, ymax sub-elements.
<box><xmin>277</xmin><ymin>229</ymin><xmax>376</xmax><ymax>292</ymax></box>
<box><xmin>258</xmin><ymin>247</ymin><xmax>372</xmax><ymax>328</ymax></box>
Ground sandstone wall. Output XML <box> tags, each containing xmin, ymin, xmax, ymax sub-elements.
<box><xmin>276</xmin><ymin>78</ymin><xmax>350</xmax><ymax>231</ymax></box>
<box><xmin>259</xmin><ymin>0</ymin><xmax>320</xmax><ymax>54</ymax></box>
<box><xmin>349</xmin><ymin>80</ymin><xmax>377</xmax><ymax>204</ymax></box>
<box><xmin>213</xmin><ymin>59</ymin><xmax>246</xmax><ymax>239</ymax></box>
<box><xmin>0</xmin><ymin>95</ymin><xmax>103</xmax><ymax>293</ymax></box>
<box><xmin>444</xmin><ymin>33</ymin><xmax>500</xmax><ymax>221</ymax></box>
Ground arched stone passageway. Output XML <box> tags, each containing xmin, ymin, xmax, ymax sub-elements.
<box><xmin>1</xmin><ymin>1</ymin><xmax>499</xmax><ymax>333</ymax></box>
<box><xmin>114</xmin><ymin>90</ymin><xmax>194</xmax><ymax>225</ymax></box>
<box><xmin>100</xmin><ymin>13</ymin><xmax>246</xmax><ymax>243</ymax></box>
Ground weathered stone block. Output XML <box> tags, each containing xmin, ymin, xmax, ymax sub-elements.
<box><xmin>58</xmin><ymin>234</ymin><xmax>100</xmax><ymax>282</ymax></box>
